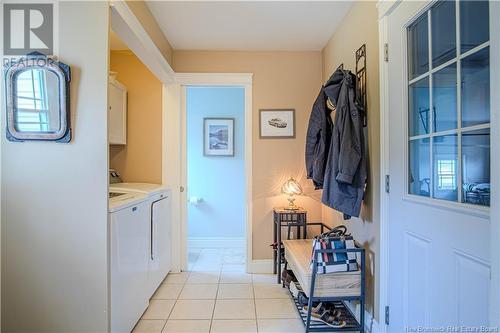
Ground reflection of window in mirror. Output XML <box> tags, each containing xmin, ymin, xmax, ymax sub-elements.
<box><xmin>15</xmin><ymin>69</ymin><xmax>60</xmax><ymax>133</ymax></box>
<box><xmin>5</xmin><ymin>55</ymin><xmax>71</xmax><ymax>142</ymax></box>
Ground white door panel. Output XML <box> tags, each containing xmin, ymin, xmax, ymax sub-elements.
<box><xmin>403</xmin><ymin>231</ymin><xmax>431</xmax><ymax>327</ymax></box>
<box><xmin>387</xmin><ymin>1</ymin><xmax>491</xmax><ymax>331</ymax></box>
<box><xmin>454</xmin><ymin>251</ymin><xmax>490</xmax><ymax>326</ymax></box>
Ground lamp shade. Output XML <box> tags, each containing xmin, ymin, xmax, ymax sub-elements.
<box><xmin>281</xmin><ymin>178</ymin><xmax>303</xmax><ymax>196</ymax></box>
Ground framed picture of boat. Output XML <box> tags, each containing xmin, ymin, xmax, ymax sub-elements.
<box><xmin>204</xmin><ymin>118</ymin><xmax>235</xmax><ymax>156</ymax></box>
<box><xmin>259</xmin><ymin>109</ymin><xmax>295</xmax><ymax>139</ymax></box>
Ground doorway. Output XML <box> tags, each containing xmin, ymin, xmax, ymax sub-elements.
<box><xmin>185</xmin><ymin>86</ymin><xmax>246</xmax><ymax>271</ymax></box>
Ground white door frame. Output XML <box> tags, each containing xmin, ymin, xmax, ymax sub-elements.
<box><xmin>377</xmin><ymin>2</ymin><xmax>394</xmax><ymax>330</ymax></box>
<box><xmin>378</xmin><ymin>0</ymin><xmax>500</xmax><ymax>329</ymax></box>
<box><xmin>489</xmin><ymin>0</ymin><xmax>500</xmax><ymax>327</ymax></box>
<box><xmin>169</xmin><ymin>73</ymin><xmax>253</xmax><ymax>273</ymax></box>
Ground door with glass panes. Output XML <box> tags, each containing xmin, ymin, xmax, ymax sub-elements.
<box><xmin>387</xmin><ymin>1</ymin><xmax>492</xmax><ymax>331</ymax></box>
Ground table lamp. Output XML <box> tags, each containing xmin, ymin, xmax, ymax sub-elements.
<box><xmin>281</xmin><ymin>177</ymin><xmax>303</xmax><ymax>210</ymax></box>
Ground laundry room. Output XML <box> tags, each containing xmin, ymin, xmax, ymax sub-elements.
<box><xmin>108</xmin><ymin>29</ymin><xmax>163</xmax><ymax>184</ymax></box>
<box><xmin>107</xmin><ymin>28</ymin><xmax>172</xmax><ymax>332</ymax></box>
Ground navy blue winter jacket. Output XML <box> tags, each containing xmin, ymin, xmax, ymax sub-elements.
<box><xmin>305</xmin><ymin>69</ymin><xmax>367</xmax><ymax>218</ymax></box>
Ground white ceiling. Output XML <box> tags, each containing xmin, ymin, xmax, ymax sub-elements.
<box><xmin>146</xmin><ymin>1</ymin><xmax>353</xmax><ymax>51</ymax></box>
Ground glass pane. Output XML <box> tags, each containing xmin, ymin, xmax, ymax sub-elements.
<box><xmin>461</xmin><ymin>47</ymin><xmax>490</xmax><ymax>127</ymax></box>
<box><xmin>408</xmin><ymin>15</ymin><xmax>429</xmax><ymax>80</ymax></box>
<box><xmin>433</xmin><ymin>135</ymin><xmax>458</xmax><ymax>201</ymax></box>
<box><xmin>409</xmin><ymin>138</ymin><xmax>430</xmax><ymax>197</ymax></box>
<box><xmin>409</xmin><ymin>77</ymin><xmax>430</xmax><ymax>136</ymax></box>
<box><xmin>460</xmin><ymin>1</ymin><xmax>489</xmax><ymax>53</ymax></box>
<box><xmin>14</xmin><ymin>69</ymin><xmax>60</xmax><ymax>133</ymax></box>
<box><xmin>433</xmin><ymin>64</ymin><xmax>457</xmax><ymax>132</ymax></box>
<box><xmin>462</xmin><ymin>128</ymin><xmax>490</xmax><ymax>206</ymax></box>
<box><xmin>431</xmin><ymin>1</ymin><xmax>456</xmax><ymax>68</ymax></box>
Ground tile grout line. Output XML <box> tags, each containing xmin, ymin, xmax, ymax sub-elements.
<box><xmin>208</xmin><ymin>265</ymin><xmax>223</xmax><ymax>332</ymax></box>
<box><xmin>161</xmin><ymin>270</ymin><xmax>190</xmax><ymax>331</ymax></box>
<box><xmin>252</xmin><ymin>275</ymin><xmax>259</xmax><ymax>333</ymax></box>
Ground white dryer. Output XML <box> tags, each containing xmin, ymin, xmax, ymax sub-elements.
<box><xmin>109</xmin><ymin>183</ymin><xmax>172</xmax><ymax>296</ymax></box>
<box><xmin>109</xmin><ymin>192</ymin><xmax>150</xmax><ymax>333</ymax></box>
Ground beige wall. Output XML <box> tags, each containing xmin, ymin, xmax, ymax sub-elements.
<box><xmin>109</xmin><ymin>50</ymin><xmax>163</xmax><ymax>184</ymax></box>
<box><xmin>2</xmin><ymin>2</ymin><xmax>109</xmax><ymax>331</ymax></box>
<box><xmin>321</xmin><ymin>1</ymin><xmax>380</xmax><ymax>321</ymax></box>
<box><xmin>126</xmin><ymin>0</ymin><xmax>174</xmax><ymax>64</ymax></box>
<box><xmin>173</xmin><ymin>51</ymin><xmax>324</xmax><ymax>260</ymax></box>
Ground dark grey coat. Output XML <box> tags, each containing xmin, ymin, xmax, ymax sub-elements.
<box><xmin>305</xmin><ymin>88</ymin><xmax>333</xmax><ymax>189</ymax></box>
<box><xmin>306</xmin><ymin>69</ymin><xmax>366</xmax><ymax>218</ymax></box>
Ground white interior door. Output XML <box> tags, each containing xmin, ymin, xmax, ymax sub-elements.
<box><xmin>387</xmin><ymin>1</ymin><xmax>492</xmax><ymax>331</ymax></box>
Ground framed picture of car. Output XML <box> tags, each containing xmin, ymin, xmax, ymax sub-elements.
<box><xmin>204</xmin><ymin>118</ymin><xmax>235</xmax><ymax>156</ymax></box>
<box><xmin>259</xmin><ymin>109</ymin><xmax>295</xmax><ymax>139</ymax></box>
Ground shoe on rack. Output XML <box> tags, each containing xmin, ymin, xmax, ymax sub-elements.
<box><xmin>297</xmin><ymin>292</ymin><xmax>309</xmax><ymax>306</ymax></box>
<box><xmin>302</xmin><ymin>302</ymin><xmax>323</xmax><ymax>314</ymax></box>
<box><xmin>289</xmin><ymin>281</ymin><xmax>299</xmax><ymax>297</ymax></box>
<box><xmin>302</xmin><ymin>303</ymin><xmax>341</xmax><ymax>319</ymax></box>
<box><xmin>310</xmin><ymin>310</ymin><xmax>347</xmax><ymax>328</ymax></box>
<box><xmin>282</xmin><ymin>270</ymin><xmax>296</xmax><ymax>288</ymax></box>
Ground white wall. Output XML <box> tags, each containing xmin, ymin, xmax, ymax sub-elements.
<box><xmin>187</xmin><ymin>86</ymin><xmax>245</xmax><ymax>240</ymax></box>
<box><xmin>1</xmin><ymin>2</ymin><xmax>109</xmax><ymax>331</ymax></box>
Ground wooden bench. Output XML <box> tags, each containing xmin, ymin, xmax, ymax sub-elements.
<box><xmin>283</xmin><ymin>239</ymin><xmax>361</xmax><ymax>298</ymax></box>
<box><xmin>281</xmin><ymin>238</ymin><xmax>366</xmax><ymax>332</ymax></box>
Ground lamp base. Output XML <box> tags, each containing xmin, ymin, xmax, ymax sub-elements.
<box><xmin>285</xmin><ymin>197</ymin><xmax>300</xmax><ymax>211</ymax></box>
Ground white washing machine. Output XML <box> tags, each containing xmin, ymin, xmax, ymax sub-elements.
<box><xmin>109</xmin><ymin>192</ymin><xmax>150</xmax><ymax>333</ymax></box>
<box><xmin>109</xmin><ymin>183</ymin><xmax>172</xmax><ymax>296</ymax></box>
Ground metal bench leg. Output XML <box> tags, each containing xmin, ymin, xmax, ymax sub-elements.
<box><xmin>305</xmin><ymin>297</ymin><xmax>313</xmax><ymax>333</ymax></box>
<box><xmin>306</xmin><ymin>260</ymin><xmax>318</xmax><ymax>333</ymax></box>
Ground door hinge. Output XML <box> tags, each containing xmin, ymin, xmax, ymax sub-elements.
<box><xmin>384</xmin><ymin>43</ymin><xmax>389</xmax><ymax>62</ymax></box>
<box><xmin>385</xmin><ymin>306</ymin><xmax>390</xmax><ymax>325</ymax></box>
<box><xmin>385</xmin><ymin>175</ymin><xmax>390</xmax><ymax>193</ymax></box>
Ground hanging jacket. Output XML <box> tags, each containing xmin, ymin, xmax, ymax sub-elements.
<box><xmin>306</xmin><ymin>68</ymin><xmax>366</xmax><ymax>218</ymax></box>
<box><xmin>305</xmin><ymin>88</ymin><xmax>333</xmax><ymax>189</ymax></box>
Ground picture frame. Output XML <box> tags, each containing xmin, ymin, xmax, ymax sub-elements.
<box><xmin>259</xmin><ymin>109</ymin><xmax>295</xmax><ymax>139</ymax></box>
<box><xmin>204</xmin><ymin>118</ymin><xmax>235</xmax><ymax>156</ymax></box>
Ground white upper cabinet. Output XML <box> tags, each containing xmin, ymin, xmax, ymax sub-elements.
<box><xmin>108</xmin><ymin>73</ymin><xmax>127</xmax><ymax>145</ymax></box>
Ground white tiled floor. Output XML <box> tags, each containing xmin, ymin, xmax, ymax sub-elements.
<box><xmin>132</xmin><ymin>247</ymin><xmax>304</xmax><ymax>333</ymax></box>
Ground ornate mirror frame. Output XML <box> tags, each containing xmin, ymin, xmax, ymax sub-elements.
<box><xmin>4</xmin><ymin>53</ymin><xmax>71</xmax><ymax>142</ymax></box>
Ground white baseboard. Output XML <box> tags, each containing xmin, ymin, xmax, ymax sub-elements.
<box><xmin>364</xmin><ymin>309</ymin><xmax>381</xmax><ymax>333</ymax></box>
<box><xmin>248</xmin><ymin>259</ymin><xmax>273</xmax><ymax>274</ymax></box>
<box><xmin>188</xmin><ymin>237</ymin><xmax>245</xmax><ymax>249</ymax></box>
<box><xmin>344</xmin><ymin>301</ymin><xmax>381</xmax><ymax>333</ymax></box>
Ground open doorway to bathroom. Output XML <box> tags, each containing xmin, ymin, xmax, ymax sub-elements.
<box><xmin>185</xmin><ymin>86</ymin><xmax>247</xmax><ymax>271</ymax></box>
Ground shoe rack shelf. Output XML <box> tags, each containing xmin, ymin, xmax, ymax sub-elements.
<box><xmin>289</xmin><ymin>282</ymin><xmax>362</xmax><ymax>332</ymax></box>
<box><xmin>283</xmin><ymin>244</ymin><xmax>366</xmax><ymax>332</ymax></box>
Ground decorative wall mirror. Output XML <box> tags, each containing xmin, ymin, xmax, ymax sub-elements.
<box><xmin>4</xmin><ymin>53</ymin><xmax>71</xmax><ymax>142</ymax></box>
